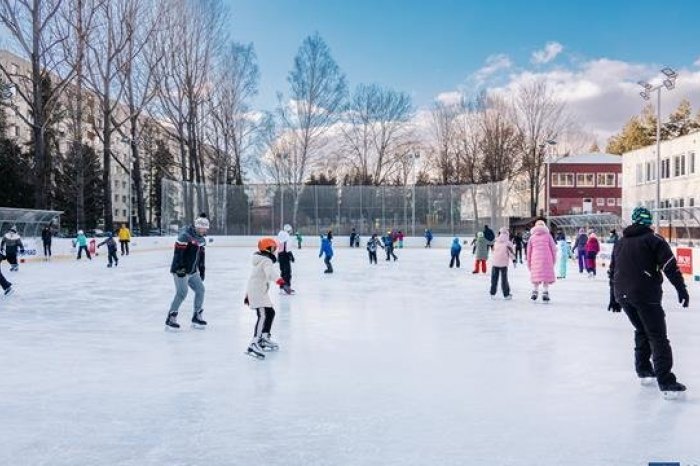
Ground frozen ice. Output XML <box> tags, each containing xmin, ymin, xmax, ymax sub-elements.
<box><xmin>1</xmin><ymin>244</ymin><xmax>699</xmax><ymax>465</ymax></box>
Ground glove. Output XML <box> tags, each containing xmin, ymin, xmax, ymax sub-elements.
<box><xmin>607</xmin><ymin>298</ymin><xmax>621</xmax><ymax>313</ymax></box>
<box><xmin>244</xmin><ymin>295</ymin><xmax>249</xmax><ymax>306</ymax></box>
<box><xmin>175</xmin><ymin>268</ymin><xmax>187</xmax><ymax>278</ymax></box>
<box><xmin>677</xmin><ymin>287</ymin><xmax>690</xmax><ymax>308</ymax></box>
<box><xmin>275</xmin><ymin>278</ymin><xmax>286</xmax><ymax>287</ymax></box>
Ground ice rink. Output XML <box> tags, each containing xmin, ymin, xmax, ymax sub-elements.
<box><xmin>1</xmin><ymin>243</ymin><xmax>699</xmax><ymax>466</ymax></box>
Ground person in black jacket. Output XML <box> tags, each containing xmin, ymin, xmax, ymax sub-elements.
<box><xmin>608</xmin><ymin>207</ymin><xmax>689</xmax><ymax>396</ymax></box>
<box><xmin>1</xmin><ymin>226</ymin><xmax>24</xmax><ymax>272</ymax></box>
<box><xmin>277</xmin><ymin>224</ymin><xmax>295</xmax><ymax>294</ymax></box>
<box><xmin>97</xmin><ymin>232</ymin><xmax>119</xmax><ymax>268</ymax></box>
<box><xmin>512</xmin><ymin>232</ymin><xmax>524</xmax><ymax>265</ymax></box>
<box><xmin>483</xmin><ymin>225</ymin><xmax>495</xmax><ymax>250</ymax></box>
<box><xmin>165</xmin><ymin>214</ymin><xmax>209</xmax><ymax>330</ymax></box>
<box><xmin>41</xmin><ymin>225</ymin><xmax>52</xmax><ymax>259</ymax></box>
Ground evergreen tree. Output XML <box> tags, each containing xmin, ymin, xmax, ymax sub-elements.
<box><xmin>0</xmin><ymin>92</ymin><xmax>34</xmax><ymax>207</ymax></box>
<box><xmin>54</xmin><ymin>144</ymin><xmax>104</xmax><ymax>233</ymax></box>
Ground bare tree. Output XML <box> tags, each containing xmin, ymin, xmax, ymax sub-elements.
<box><xmin>512</xmin><ymin>79</ymin><xmax>568</xmax><ymax>216</ymax></box>
<box><xmin>429</xmin><ymin>99</ymin><xmax>459</xmax><ymax>185</ymax></box>
<box><xmin>341</xmin><ymin>83</ymin><xmax>412</xmax><ymax>185</ymax></box>
<box><xmin>0</xmin><ymin>0</ymin><xmax>71</xmax><ymax>208</ymax></box>
<box><xmin>277</xmin><ymin>32</ymin><xmax>347</xmax><ymax>225</ymax></box>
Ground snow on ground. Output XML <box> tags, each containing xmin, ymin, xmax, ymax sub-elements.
<box><xmin>0</xmin><ymin>244</ymin><xmax>699</xmax><ymax>466</ymax></box>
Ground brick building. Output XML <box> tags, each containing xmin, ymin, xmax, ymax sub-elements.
<box><xmin>548</xmin><ymin>153</ymin><xmax>623</xmax><ymax>216</ymax></box>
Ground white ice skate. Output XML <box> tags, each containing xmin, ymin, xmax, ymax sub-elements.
<box><xmin>260</xmin><ymin>333</ymin><xmax>279</xmax><ymax>351</ymax></box>
<box><xmin>3</xmin><ymin>286</ymin><xmax>14</xmax><ymax>297</ymax></box>
<box><xmin>246</xmin><ymin>341</ymin><xmax>266</xmax><ymax>360</ymax></box>
<box><xmin>504</xmin><ymin>294</ymin><xmax>513</xmax><ymax>300</ymax></box>
<box><xmin>660</xmin><ymin>382</ymin><xmax>686</xmax><ymax>400</ymax></box>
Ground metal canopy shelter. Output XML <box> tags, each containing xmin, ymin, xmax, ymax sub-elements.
<box><xmin>0</xmin><ymin>207</ymin><xmax>63</xmax><ymax>238</ymax></box>
<box><xmin>548</xmin><ymin>213</ymin><xmax>625</xmax><ymax>237</ymax></box>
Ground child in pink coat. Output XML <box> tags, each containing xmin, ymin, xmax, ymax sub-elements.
<box><xmin>526</xmin><ymin>220</ymin><xmax>557</xmax><ymax>302</ymax></box>
<box><xmin>585</xmin><ymin>231</ymin><xmax>600</xmax><ymax>277</ymax></box>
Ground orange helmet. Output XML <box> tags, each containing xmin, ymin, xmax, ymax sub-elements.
<box><xmin>258</xmin><ymin>237</ymin><xmax>278</xmax><ymax>252</ymax></box>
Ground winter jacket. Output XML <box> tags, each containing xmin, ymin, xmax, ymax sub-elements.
<box><xmin>246</xmin><ymin>251</ymin><xmax>279</xmax><ymax>309</ymax></box>
<box><xmin>170</xmin><ymin>225</ymin><xmax>206</xmax><ymax>279</ymax></box>
<box><xmin>557</xmin><ymin>239</ymin><xmax>571</xmax><ymax>260</ymax></box>
<box><xmin>572</xmin><ymin>233</ymin><xmax>588</xmax><ymax>252</ymax></box>
<box><xmin>278</xmin><ymin>232</ymin><xmax>295</xmax><ymax>268</ymax></box>
<box><xmin>522</xmin><ymin>230</ymin><xmax>531</xmax><ymax>245</ymax></box>
<box><xmin>382</xmin><ymin>235</ymin><xmax>394</xmax><ymax>248</ymax></box>
<box><xmin>319</xmin><ymin>237</ymin><xmax>334</xmax><ymax>259</ymax></box>
<box><xmin>1</xmin><ymin>232</ymin><xmax>24</xmax><ymax>256</ymax></box>
<box><xmin>118</xmin><ymin>227</ymin><xmax>131</xmax><ymax>241</ymax></box>
<box><xmin>75</xmin><ymin>233</ymin><xmax>88</xmax><ymax>247</ymax></box>
<box><xmin>491</xmin><ymin>231</ymin><xmax>514</xmax><ymax>267</ymax></box>
<box><xmin>424</xmin><ymin>230</ymin><xmax>433</xmax><ymax>240</ymax></box>
<box><xmin>398</xmin><ymin>232</ymin><xmax>404</xmax><ymax>241</ymax></box>
<box><xmin>585</xmin><ymin>235</ymin><xmax>600</xmax><ymax>254</ymax></box>
<box><xmin>513</xmin><ymin>234</ymin><xmax>523</xmax><ymax>249</ymax></box>
<box><xmin>483</xmin><ymin>226</ymin><xmax>495</xmax><ymax>242</ymax></box>
<box><xmin>450</xmin><ymin>238</ymin><xmax>462</xmax><ymax>255</ymax></box>
<box><xmin>610</xmin><ymin>224</ymin><xmax>687</xmax><ymax>304</ymax></box>
<box><xmin>367</xmin><ymin>237</ymin><xmax>383</xmax><ymax>253</ymax></box>
<box><xmin>98</xmin><ymin>237</ymin><xmax>118</xmax><ymax>253</ymax></box>
<box><xmin>41</xmin><ymin>228</ymin><xmax>52</xmax><ymax>244</ymax></box>
<box><xmin>526</xmin><ymin>225</ymin><xmax>557</xmax><ymax>284</ymax></box>
<box><xmin>295</xmin><ymin>232</ymin><xmax>302</xmax><ymax>243</ymax></box>
<box><xmin>472</xmin><ymin>236</ymin><xmax>491</xmax><ymax>260</ymax></box>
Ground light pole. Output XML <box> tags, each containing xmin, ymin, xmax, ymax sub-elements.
<box><xmin>277</xmin><ymin>152</ymin><xmax>288</xmax><ymax>230</ymax></box>
<box><xmin>542</xmin><ymin>140</ymin><xmax>557</xmax><ymax>224</ymax></box>
<box><xmin>411</xmin><ymin>152</ymin><xmax>420</xmax><ymax>236</ymax></box>
<box><xmin>121</xmin><ymin>137</ymin><xmax>135</xmax><ymax>233</ymax></box>
<box><xmin>638</xmin><ymin>66</ymin><xmax>678</xmax><ymax>231</ymax></box>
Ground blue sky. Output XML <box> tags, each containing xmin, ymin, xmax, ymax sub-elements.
<box><xmin>225</xmin><ymin>0</ymin><xmax>700</xmax><ymax>139</ymax></box>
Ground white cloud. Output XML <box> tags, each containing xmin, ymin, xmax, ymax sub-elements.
<box><xmin>694</xmin><ymin>57</ymin><xmax>700</xmax><ymax>67</ymax></box>
<box><xmin>435</xmin><ymin>91</ymin><xmax>462</xmax><ymax>106</ymax></box>
<box><xmin>531</xmin><ymin>42</ymin><xmax>564</xmax><ymax>65</ymax></box>
<box><xmin>472</xmin><ymin>54</ymin><xmax>512</xmax><ymax>86</ymax></box>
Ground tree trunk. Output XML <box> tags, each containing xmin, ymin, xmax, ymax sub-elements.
<box><xmin>31</xmin><ymin>16</ymin><xmax>48</xmax><ymax>209</ymax></box>
<box><xmin>102</xmin><ymin>99</ymin><xmax>113</xmax><ymax>232</ymax></box>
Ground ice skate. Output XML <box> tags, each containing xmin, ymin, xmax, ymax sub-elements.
<box><xmin>107</xmin><ymin>263</ymin><xmax>113</xmax><ymax>268</ymax></box>
<box><xmin>660</xmin><ymin>381</ymin><xmax>686</xmax><ymax>400</ymax></box>
<box><xmin>530</xmin><ymin>290</ymin><xmax>538</xmax><ymax>301</ymax></box>
<box><xmin>638</xmin><ymin>370</ymin><xmax>656</xmax><ymax>386</ymax></box>
<box><xmin>10</xmin><ymin>264</ymin><xmax>18</xmax><ymax>272</ymax></box>
<box><xmin>260</xmin><ymin>333</ymin><xmax>279</xmax><ymax>351</ymax></box>
<box><xmin>165</xmin><ymin>312</ymin><xmax>180</xmax><ymax>331</ymax></box>
<box><xmin>246</xmin><ymin>341</ymin><xmax>266</xmax><ymax>359</ymax></box>
<box><xmin>281</xmin><ymin>285</ymin><xmax>295</xmax><ymax>295</ymax></box>
<box><xmin>504</xmin><ymin>294</ymin><xmax>513</xmax><ymax>300</ymax></box>
<box><xmin>542</xmin><ymin>291</ymin><xmax>550</xmax><ymax>303</ymax></box>
<box><xmin>191</xmin><ymin>309</ymin><xmax>207</xmax><ymax>329</ymax></box>
<box><xmin>3</xmin><ymin>286</ymin><xmax>14</xmax><ymax>297</ymax></box>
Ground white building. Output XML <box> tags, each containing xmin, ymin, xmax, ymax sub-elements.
<box><xmin>622</xmin><ymin>131</ymin><xmax>700</xmax><ymax>219</ymax></box>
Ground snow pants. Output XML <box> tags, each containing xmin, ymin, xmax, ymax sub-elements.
<box><xmin>279</xmin><ymin>253</ymin><xmax>292</xmax><ymax>288</ymax></box>
<box><xmin>450</xmin><ymin>252</ymin><xmax>461</xmax><ymax>268</ymax></box>
<box><xmin>107</xmin><ymin>250</ymin><xmax>119</xmax><ymax>266</ymax></box>
<box><xmin>473</xmin><ymin>259</ymin><xmax>487</xmax><ymax>273</ymax></box>
<box><xmin>120</xmin><ymin>240</ymin><xmax>130</xmax><ymax>256</ymax></box>
<box><xmin>385</xmin><ymin>246</ymin><xmax>397</xmax><ymax>261</ymax></box>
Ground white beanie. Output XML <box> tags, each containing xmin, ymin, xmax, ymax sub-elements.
<box><xmin>194</xmin><ymin>216</ymin><xmax>210</xmax><ymax>230</ymax></box>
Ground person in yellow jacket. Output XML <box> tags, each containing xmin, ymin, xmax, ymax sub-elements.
<box><xmin>118</xmin><ymin>224</ymin><xmax>131</xmax><ymax>256</ymax></box>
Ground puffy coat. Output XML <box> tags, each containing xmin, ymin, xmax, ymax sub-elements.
<box><xmin>319</xmin><ymin>237</ymin><xmax>333</xmax><ymax>258</ymax></box>
<box><xmin>170</xmin><ymin>225</ymin><xmax>206</xmax><ymax>278</ymax></box>
<box><xmin>450</xmin><ymin>238</ymin><xmax>462</xmax><ymax>255</ymax></box>
<box><xmin>483</xmin><ymin>226</ymin><xmax>495</xmax><ymax>242</ymax></box>
<box><xmin>75</xmin><ymin>233</ymin><xmax>88</xmax><ymax>247</ymax></box>
<box><xmin>118</xmin><ymin>227</ymin><xmax>131</xmax><ymax>241</ymax></box>
<box><xmin>557</xmin><ymin>239</ymin><xmax>571</xmax><ymax>260</ymax></box>
<box><xmin>98</xmin><ymin>237</ymin><xmax>118</xmax><ymax>253</ymax></box>
<box><xmin>473</xmin><ymin>236</ymin><xmax>491</xmax><ymax>260</ymax></box>
<box><xmin>246</xmin><ymin>251</ymin><xmax>279</xmax><ymax>309</ymax></box>
<box><xmin>382</xmin><ymin>235</ymin><xmax>394</xmax><ymax>248</ymax></box>
<box><xmin>585</xmin><ymin>235</ymin><xmax>600</xmax><ymax>254</ymax></box>
<box><xmin>1</xmin><ymin>231</ymin><xmax>24</xmax><ymax>256</ymax></box>
<box><xmin>367</xmin><ymin>237</ymin><xmax>383</xmax><ymax>252</ymax></box>
<box><xmin>572</xmin><ymin>233</ymin><xmax>587</xmax><ymax>252</ymax></box>
<box><xmin>491</xmin><ymin>230</ymin><xmax>514</xmax><ymax>267</ymax></box>
<box><xmin>526</xmin><ymin>225</ymin><xmax>557</xmax><ymax>284</ymax></box>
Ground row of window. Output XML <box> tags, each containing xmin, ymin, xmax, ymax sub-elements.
<box><xmin>635</xmin><ymin>152</ymin><xmax>697</xmax><ymax>184</ymax></box>
<box><xmin>551</xmin><ymin>197</ymin><xmax>622</xmax><ymax>206</ymax></box>
<box><xmin>114</xmin><ymin>209</ymin><xmax>128</xmax><ymax>218</ymax></box>
<box><xmin>551</xmin><ymin>172</ymin><xmax>620</xmax><ymax>188</ymax></box>
<box><xmin>113</xmin><ymin>180</ymin><xmax>128</xmax><ymax>190</ymax></box>
<box><xmin>113</xmin><ymin>194</ymin><xmax>135</xmax><ymax>204</ymax></box>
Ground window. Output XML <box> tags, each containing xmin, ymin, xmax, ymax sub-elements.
<box><xmin>690</xmin><ymin>198</ymin><xmax>695</xmax><ymax>207</ymax></box>
<box><xmin>551</xmin><ymin>173</ymin><xmax>574</xmax><ymax>187</ymax></box>
<box><xmin>673</xmin><ymin>155</ymin><xmax>686</xmax><ymax>177</ymax></box>
<box><xmin>122</xmin><ymin>181</ymin><xmax>127</xmax><ymax>189</ymax></box>
<box><xmin>122</xmin><ymin>210</ymin><xmax>127</xmax><ymax>217</ymax></box>
<box><xmin>661</xmin><ymin>158</ymin><xmax>671</xmax><ymax>179</ymax></box>
<box><xmin>616</xmin><ymin>198</ymin><xmax>623</xmax><ymax>206</ymax></box>
<box><xmin>636</xmin><ymin>164</ymin><xmax>643</xmax><ymax>184</ymax></box>
<box><xmin>607</xmin><ymin>198</ymin><xmax>616</xmax><ymax>206</ymax></box>
<box><xmin>114</xmin><ymin>209</ymin><xmax>119</xmax><ymax>217</ymax></box>
<box><xmin>114</xmin><ymin>180</ymin><xmax>119</xmax><ymax>188</ymax></box>
<box><xmin>14</xmin><ymin>125</ymin><xmax>20</xmax><ymax>138</ymax></box>
<box><xmin>114</xmin><ymin>194</ymin><xmax>118</xmax><ymax>202</ymax></box>
<box><xmin>577</xmin><ymin>173</ymin><xmax>595</xmax><ymax>187</ymax></box>
<box><xmin>597</xmin><ymin>173</ymin><xmax>616</xmax><ymax>187</ymax></box>
<box><xmin>596</xmin><ymin>198</ymin><xmax>605</xmax><ymax>206</ymax></box>
<box><xmin>690</xmin><ymin>152</ymin><xmax>696</xmax><ymax>174</ymax></box>
<box><xmin>645</xmin><ymin>161</ymin><xmax>656</xmax><ymax>182</ymax></box>
<box><xmin>122</xmin><ymin>195</ymin><xmax>127</xmax><ymax>203</ymax></box>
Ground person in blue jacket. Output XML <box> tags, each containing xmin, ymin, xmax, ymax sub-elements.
<box><xmin>319</xmin><ymin>231</ymin><xmax>334</xmax><ymax>273</ymax></box>
<box><xmin>450</xmin><ymin>237</ymin><xmax>462</xmax><ymax>268</ymax></box>
<box><xmin>382</xmin><ymin>230</ymin><xmax>398</xmax><ymax>261</ymax></box>
<box><xmin>424</xmin><ymin>228</ymin><xmax>433</xmax><ymax>248</ymax></box>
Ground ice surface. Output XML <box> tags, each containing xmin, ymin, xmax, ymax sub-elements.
<box><xmin>1</xmin><ymin>245</ymin><xmax>699</xmax><ymax>466</ymax></box>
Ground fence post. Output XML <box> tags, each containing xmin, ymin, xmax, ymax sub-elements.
<box><xmin>450</xmin><ymin>185</ymin><xmax>454</xmax><ymax>236</ymax></box>
<box><xmin>314</xmin><ymin>185</ymin><xmax>319</xmax><ymax>235</ymax></box>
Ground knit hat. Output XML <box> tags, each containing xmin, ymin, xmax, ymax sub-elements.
<box><xmin>578</xmin><ymin>228</ymin><xmax>585</xmax><ymax>234</ymax></box>
<box><xmin>534</xmin><ymin>220</ymin><xmax>546</xmax><ymax>228</ymax></box>
<box><xmin>631</xmin><ymin>206</ymin><xmax>653</xmax><ymax>226</ymax></box>
<box><xmin>194</xmin><ymin>214</ymin><xmax>210</xmax><ymax>230</ymax></box>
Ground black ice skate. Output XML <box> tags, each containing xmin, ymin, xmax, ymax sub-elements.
<box><xmin>260</xmin><ymin>333</ymin><xmax>279</xmax><ymax>351</ymax></box>
<box><xmin>660</xmin><ymin>381</ymin><xmax>686</xmax><ymax>400</ymax></box>
<box><xmin>165</xmin><ymin>312</ymin><xmax>180</xmax><ymax>330</ymax></box>
<box><xmin>191</xmin><ymin>309</ymin><xmax>207</xmax><ymax>329</ymax></box>
<box><xmin>3</xmin><ymin>286</ymin><xmax>14</xmax><ymax>296</ymax></box>
<box><xmin>530</xmin><ymin>290</ymin><xmax>538</xmax><ymax>301</ymax></box>
<box><xmin>504</xmin><ymin>294</ymin><xmax>513</xmax><ymax>300</ymax></box>
<box><xmin>246</xmin><ymin>341</ymin><xmax>265</xmax><ymax>360</ymax></box>
<box><xmin>280</xmin><ymin>285</ymin><xmax>295</xmax><ymax>295</ymax></box>
<box><xmin>638</xmin><ymin>369</ymin><xmax>656</xmax><ymax>386</ymax></box>
<box><xmin>542</xmin><ymin>291</ymin><xmax>550</xmax><ymax>303</ymax></box>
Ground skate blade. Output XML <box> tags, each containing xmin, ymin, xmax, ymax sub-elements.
<box><xmin>245</xmin><ymin>350</ymin><xmax>265</xmax><ymax>360</ymax></box>
<box><xmin>662</xmin><ymin>391</ymin><xmax>686</xmax><ymax>401</ymax></box>
<box><xmin>261</xmin><ymin>346</ymin><xmax>279</xmax><ymax>352</ymax></box>
<box><xmin>190</xmin><ymin>323</ymin><xmax>207</xmax><ymax>330</ymax></box>
<box><xmin>640</xmin><ymin>377</ymin><xmax>656</xmax><ymax>386</ymax></box>
<box><xmin>164</xmin><ymin>325</ymin><xmax>181</xmax><ymax>332</ymax></box>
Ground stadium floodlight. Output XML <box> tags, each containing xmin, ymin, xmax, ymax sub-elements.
<box><xmin>638</xmin><ymin>80</ymin><xmax>653</xmax><ymax>90</ymax></box>
<box><xmin>639</xmin><ymin>91</ymin><xmax>650</xmax><ymax>100</ymax></box>
<box><xmin>663</xmin><ymin>79</ymin><xmax>675</xmax><ymax>90</ymax></box>
<box><xmin>661</xmin><ymin>67</ymin><xmax>677</xmax><ymax>79</ymax></box>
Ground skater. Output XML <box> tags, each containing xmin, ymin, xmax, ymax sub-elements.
<box><xmin>277</xmin><ymin>224</ymin><xmax>295</xmax><ymax>294</ymax></box>
<box><xmin>471</xmin><ymin>232</ymin><xmax>490</xmax><ymax>274</ymax></box>
<box><xmin>512</xmin><ymin>231</ymin><xmax>524</xmax><ymax>265</ymax></box>
<box><xmin>75</xmin><ymin>230</ymin><xmax>92</xmax><ymax>260</ymax></box>
<box><xmin>97</xmin><ymin>232</ymin><xmax>119</xmax><ymax>268</ymax></box>
<box><xmin>41</xmin><ymin>224</ymin><xmax>52</xmax><ymax>259</ymax></box>
<box><xmin>556</xmin><ymin>237</ymin><xmax>571</xmax><ymax>279</ymax></box>
<box><xmin>350</xmin><ymin>228</ymin><xmax>358</xmax><ymax>248</ymax></box>
<box><xmin>526</xmin><ymin>220</ymin><xmax>556</xmax><ymax>302</ymax></box>
<box><xmin>449</xmin><ymin>238</ymin><xmax>462</xmax><ymax>268</ymax></box>
<box><xmin>424</xmin><ymin>228</ymin><xmax>433</xmax><ymax>248</ymax></box>
<box><xmin>295</xmin><ymin>230</ymin><xmax>303</xmax><ymax>249</ymax></box>
<box><xmin>397</xmin><ymin>230</ymin><xmax>404</xmax><ymax>249</ymax></box>
<box><xmin>585</xmin><ymin>231</ymin><xmax>600</xmax><ymax>277</ymax></box>
<box><xmin>244</xmin><ymin>237</ymin><xmax>285</xmax><ymax>359</ymax></box>
<box><xmin>490</xmin><ymin>227</ymin><xmax>514</xmax><ymax>298</ymax></box>
<box><xmin>382</xmin><ymin>231</ymin><xmax>398</xmax><ymax>261</ymax></box>
<box><xmin>522</xmin><ymin>228</ymin><xmax>531</xmax><ymax>256</ymax></box>
<box><xmin>118</xmin><ymin>223</ymin><xmax>131</xmax><ymax>256</ymax></box>
<box><xmin>608</xmin><ymin>228</ymin><xmax>619</xmax><ymax>244</ymax></box>
<box><xmin>165</xmin><ymin>214</ymin><xmax>209</xmax><ymax>330</ymax></box>
<box><xmin>0</xmin><ymin>251</ymin><xmax>13</xmax><ymax>296</ymax></box>
<box><xmin>1</xmin><ymin>226</ymin><xmax>24</xmax><ymax>272</ymax></box>
<box><xmin>608</xmin><ymin>206</ymin><xmax>689</xmax><ymax>398</ymax></box>
<box><xmin>572</xmin><ymin>228</ymin><xmax>588</xmax><ymax>274</ymax></box>
<box><xmin>366</xmin><ymin>233</ymin><xmax>383</xmax><ymax>264</ymax></box>
<box><xmin>319</xmin><ymin>231</ymin><xmax>334</xmax><ymax>273</ymax></box>
<box><xmin>483</xmin><ymin>225</ymin><xmax>495</xmax><ymax>250</ymax></box>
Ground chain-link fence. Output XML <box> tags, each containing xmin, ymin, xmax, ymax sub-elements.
<box><xmin>161</xmin><ymin>180</ymin><xmax>516</xmax><ymax>236</ymax></box>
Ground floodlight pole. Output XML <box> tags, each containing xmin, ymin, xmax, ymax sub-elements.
<box><xmin>655</xmin><ymin>88</ymin><xmax>661</xmax><ymax>231</ymax></box>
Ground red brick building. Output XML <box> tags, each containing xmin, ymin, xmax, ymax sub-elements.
<box><xmin>548</xmin><ymin>153</ymin><xmax>622</xmax><ymax>216</ymax></box>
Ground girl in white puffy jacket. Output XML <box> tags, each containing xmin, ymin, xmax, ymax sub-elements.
<box><xmin>244</xmin><ymin>237</ymin><xmax>285</xmax><ymax>359</ymax></box>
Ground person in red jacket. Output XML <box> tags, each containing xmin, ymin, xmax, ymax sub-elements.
<box><xmin>585</xmin><ymin>231</ymin><xmax>600</xmax><ymax>277</ymax></box>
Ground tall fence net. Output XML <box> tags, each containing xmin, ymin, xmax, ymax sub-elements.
<box><xmin>161</xmin><ymin>180</ymin><xmax>517</xmax><ymax>237</ymax></box>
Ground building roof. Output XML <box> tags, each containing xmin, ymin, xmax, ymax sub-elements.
<box><xmin>553</xmin><ymin>153</ymin><xmax>622</xmax><ymax>165</ymax></box>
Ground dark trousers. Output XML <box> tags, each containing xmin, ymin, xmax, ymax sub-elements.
<box><xmin>514</xmin><ymin>247</ymin><xmax>523</xmax><ymax>263</ymax></box>
<box><xmin>324</xmin><ymin>256</ymin><xmax>333</xmax><ymax>273</ymax></box>
<box><xmin>0</xmin><ymin>268</ymin><xmax>10</xmax><ymax>290</ymax></box>
<box><xmin>253</xmin><ymin>307</ymin><xmax>275</xmax><ymax>339</ymax></box>
<box><xmin>586</xmin><ymin>252</ymin><xmax>597</xmax><ymax>275</ymax></box>
<box><xmin>577</xmin><ymin>249</ymin><xmax>586</xmax><ymax>273</ymax></box>
<box><xmin>425</xmin><ymin>239</ymin><xmax>432</xmax><ymax>248</ymax></box>
<box><xmin>120</xmin><ymin>240</ymin><xmax>129</xmax><ymax>255</ymax></box>
<box><xmin>77</xmin><ymin>246</ymin><xmax>91</xmax><ymax>260</ymax></box>
<box><xmin>450</xmin><ymin>252</ymin><xmax>461</xmax><ymax>268</ymax></box>
<box><xmin>490</xmin><ymin>266</ymin><xmax>510</xmax><ymax>296</ymax></box>
<box><xmin>385</xmin><ymin>246</ymin><xmax>397</xmax><ymax>261</ymax></box>
<box><xmin>108</xmin><ymin>250</ymin><xmax>119</xmax><ymax>266</ymax></box>
<box><xmin>5</xmin><ymin>252</ymin><xmax>17</xmax><ymax>267</ymax></box>
<box><xmin>621</xmin><ymin>298</ymin><xmax>676</xmax><ymax>386</ymax></box>
<box><xmin>368</xmin><ymin>250</ymin><xmax>377</xmax><ymax>264</ymax></box>
<box><xmin>43</xmin><ymin>242</ymin><xmax>52</xmax><ymax>257</ymax></box>
<box><xmin>279</xmin><ymin>256</ymin><xmax>292</xmax><ymax>287</ymax></box>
